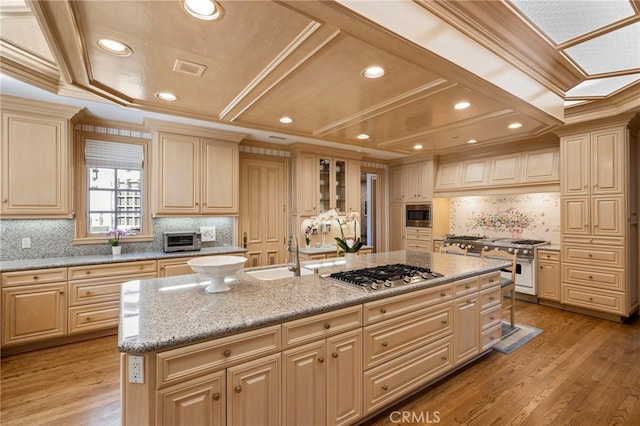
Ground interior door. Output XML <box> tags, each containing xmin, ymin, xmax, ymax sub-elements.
<box><xmin>240</xmin><ymin>156</ymin><xmax>287</xmax><ymax>267</ymax></box>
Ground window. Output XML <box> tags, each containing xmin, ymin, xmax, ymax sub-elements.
<box><xmin>75</xmin><ymin>133</ymin><xmax>152</xmax><ymax>243</ymax></box>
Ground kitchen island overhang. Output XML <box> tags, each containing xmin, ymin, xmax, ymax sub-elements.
<box><xmin>118</xmin><ymin>250</ymin><xmax>511</xmax><ymax>426</ymax></box>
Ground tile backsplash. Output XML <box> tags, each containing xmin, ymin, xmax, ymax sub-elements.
<box><xmin>449</xmin><ymin>193</ymin><xmax>560</xmax><ymax>243</ymax></box>
<box><xmin>0</xmin><ymin>217</ymin><xmax>236</xmax><ymax>261</ymax></box>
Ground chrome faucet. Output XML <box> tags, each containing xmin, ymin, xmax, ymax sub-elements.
<box><xmin>286</xmin><ymin>234</ymin><xmax>300</xmax><ymax>276</ymax></box>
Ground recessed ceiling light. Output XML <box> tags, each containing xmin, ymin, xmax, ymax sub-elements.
<box><xmin>413</xmin><ymin>144</ymin><xmax>423</xmax><ymax>150</ymax></box>
<box><xmin>454</xmin><ymin>101</ymin><xmax>471</xmax><ymax>110</ymax></box>
<box><xmin>508</xmin><ymin>122</ymin><xmax>523</xmax><ymax>129</ymax></box>
<box><xmin>184</xmin><ymin>0</ymin><xmax>223</xmax><ymax>20</ymax></box>
<box><xmin>155</xmin><ymin>92</ymin><xmax>178</xmax><ymax>102</ymax></box>
<box><xmin>357</xmin><ymin>134</ymin><xmax>370</xmax><ymax>140</ymax></box>
<box><xmin>362</xmin><ymin>66</ymin><xmax>386</xmax><ymax>79</ymax></box>
<box><xmin>279</xmin><ymin>116</ymin><xmax>293</xmax><ymax>124</ymax></box>
<box><xmin>97</xmin><ymin>39</ymin><xmax>132</xmax><ymax>56</ymax></box>
<box><xmin>467</xmin><ymin>139</ymin><xmax>478</xmax><ymax>144</ymax></box>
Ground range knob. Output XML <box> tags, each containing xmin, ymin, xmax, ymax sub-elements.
<box><xmin>484</xmin><ymin>245</ymin><xmax>489</xmax><ymax>250</ymax></box>
<box><xmin>467</xmin><ymin>244</ymin><xmax>474</xmax><ymax>250</ymax></box>
<box><xmin>460</xmin><ymin>244</ymin><xmax>466</xmax><ymax>249</ymax></box>
<box><xmin>522</xmin><ymin>249</ymin><xmax>529</xmax><ymax>255</ymax></box>
<box><xmin>508</xmin><ymin>248</ymin><xmax>514</xmax><ymax>253</ymax></box>
<box><xmin>370</xmin><ymin>283</ymin><xmax>379</xmax><ymax>290</ymax></box>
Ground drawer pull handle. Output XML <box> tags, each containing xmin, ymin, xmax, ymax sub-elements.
<box><xmin>324</xmin><ymin>323</ymin><xmax>331</xmax><ymax>329</ymax></box>
<box><xmin>86</xmin><ymin>271</ymin><xmax>91</xmax><ymax>275</ymax></box>
<box><xmin>332</xmin><ymin>352</ymin><xmax>338</xmax><ymax>358</ymax></box>
<box><xmin>589</xmin><ymin>276</ymin><xmax>593</xmax><ymax>279</ymax></box>
<box><xmin>588</xmin><ymin>254</ymin><xmax>593</xmax><ymax>257</ymax></box>
<box><xmin>467</xmin><ymin>300</ymin><xmax>474</xmax><ymax>304</ymax></box>
<box><xmin>33</xmin><ymin>276</ymin><xmax>38</xmax><ymax>280</ymax></box>
<box><xmin>234</xmin><ymin>386</ymin><xmax>242</xmax><ymax>393</ymax></box>
<box><xmin>381</xmin><ymin>341</ymin><xmax>388</xmax><ymax>347</ymax></box>
<box><xmin>465</xmin><ymin>285</ymin><xmax>470</xmax><ymax>289</ymax></box>
<box><xmin>489</xmin><ymin>296</ymin><xmax>495</xmax><ymax>301</ymax></box>
<box><xmin>440</xmin><ymin>292</ymin><xmax>446</xmax><ymax>297</ymax></box>
<box><xmin>223</xmin><ymin>349</ymin><xmax>231</xmax><ymax>357</ymax></box>
<box><xmin>213</xmin><ymin>392</ymin><xmax>221</xmax><ymax>401</ymax></box>
<box><xmin>381</xmin><ymin>384</ymin><xmax>388</xmax><ymax>391</ymax></box>
<box><xmin>490</xmin><ymin>336</ymin><xmax>496</xmax><ymax>341</ymax></box>
<box><xmin>441</xmin><ymin>320</ymin><xmax>448</xmax><ymax>325</ymax></box>
<box><xmin>318</xmin><ymin>357</ymin><xmax>325</xmax><ymax>363</ymax></box>
<box><xmin>380</xmin><ymin>308</ymin><xmax>387</xmax><ymax>314</ymax></box>
<box><xmin>441</xmin><ymin>356</ymin><xmax>448</xmax><ymax>361</ymax></box>
<box><xmin>86</xmin><ymin>317</ymin><xmax>91</xmax><ymax>322</ymax></box>
<box><xmin>490</xmin><ymin>316</ymin><xmax>495</xmax><ymax>321</ymax></box>
<box><xmin>589</xmin><ymin>297</ymin><xmax>593</xmax><ymax>301</ymax></box>
<box><xmin>85</xmin><ymin>291</ymin><xmax>92</xmax><ymax>295</ymax></box>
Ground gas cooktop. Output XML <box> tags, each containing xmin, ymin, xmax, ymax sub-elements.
<box><xmin>325</xmin><ymin>263</ymin><xmax>443</xmax><ymax>292</ymax></box>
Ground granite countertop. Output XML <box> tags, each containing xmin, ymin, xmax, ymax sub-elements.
<box><xmin>0</xmin><ymin>246</ymin><xmax>247</xmax><ymax>272</ymax></box>
<box><xmin>298</xmin><ymin>244</ymin><xmax>373</xmax><ymax>255</ymax></box>
<box><xmin>118</xmin><ymin>250</ymin><xmax>510</xmax><ymax>354</ymax></box>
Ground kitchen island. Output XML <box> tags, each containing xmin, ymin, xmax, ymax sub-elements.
<box><xmin>119</xmin><ymin>250</ymin><xmax>510</xmax><ymax>425</ymax></box>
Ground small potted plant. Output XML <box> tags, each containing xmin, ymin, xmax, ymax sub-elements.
<box><xmin>304</xmin><ymin>225</ymin><xmax>314</xmax><ymax>248</ymax></box>
<box><xmin>335</xmin><ymin>211</ymin><xmax>363</xmax><ymax>267</ymax></box>
<box><xmin>106</xmin><ymin>228</ymin><xmax>126</xmax><ymax>255</ymax></box>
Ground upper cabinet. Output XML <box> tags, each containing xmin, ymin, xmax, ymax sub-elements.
<box><xmin>292</xmin><ymin>147</ymin><xmax>361</xmax><ymax>217</ymax></box>
<box><xmin>1</xmin><ymin>96</ymin><xmax>82</xmax><ymax>218</ymax></box>
<box><xmin>434</xmin><ymin>146</ymin><xmax>559</xmax><ymax>194</ymax></box>
<box><xmin>390</xmin><ymin>160</ymin><xmax>433</xmax><ymax>203</ymax></box>
<box><xmin>146</xmin><ymin>120</ymin><xmax>246</xmax><ymax>216</ymax></box>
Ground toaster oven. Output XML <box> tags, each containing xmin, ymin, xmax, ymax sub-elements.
<box><xmin>163</xmin><ymin>231</ymin><xmax>202</xmax><ymax>252</ymax></box>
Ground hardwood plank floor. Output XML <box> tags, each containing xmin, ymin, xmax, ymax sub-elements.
<box><xmin>1</xmin><ymin>302</ymin><xmax>639</xmax><ymax>425</ymax></box>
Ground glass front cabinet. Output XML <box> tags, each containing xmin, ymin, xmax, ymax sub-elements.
<box><xmin>319</xmin><ymin>157</ymin><xmax>347</xmax><ymax>214</ymax></box>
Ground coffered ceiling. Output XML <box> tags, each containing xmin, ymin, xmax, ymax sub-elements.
<box><xmin>1</xmin><ymin>0</ymin><xmax>639</xmax><ymax>160</ymax></box>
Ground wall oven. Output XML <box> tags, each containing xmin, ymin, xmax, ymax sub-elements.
<box><xmin>406</xmin><ymin>203</ymin><xmax>431</xmax><ymax>228</ymax></box>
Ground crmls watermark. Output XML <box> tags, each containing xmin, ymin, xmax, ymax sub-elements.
<box><xmin>389</xmin><ymin>410</ymin><xmax>441</xmax><ymax>424</ymax></box>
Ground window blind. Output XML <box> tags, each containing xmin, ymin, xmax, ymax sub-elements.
<box><xmin>85</xmin><ymin>139</ymin><xmax>144</xmax><ymax>169</ymax></box>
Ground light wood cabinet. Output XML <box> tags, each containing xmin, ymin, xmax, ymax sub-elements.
<box><xmin>405</xmin><ymin>227</ymin><xmax>432</xmax><ymax>252</ymax></box>
<box><xmin>67</xmin><ymin>261</ymin><xmax>156</xmax><ymax>334</ymax></box>
<box><xmin>435</xmin><ymin>146</ymin><xmax>559</xmax><ymax>193</ymax></box>
<box><xmin>283</xmin><ymin>329</ymin><xmax>362</xmax><ymax>426</ymax></box>
<box><xmin>389</xmin><ymin>160</ymin><xmax>433</xmax><ymax>203</ymax></box>
<box><xmin>559</xmin><ymin>115</ymin><xmax>639</xmax><ymax>319</ymax></box>
<box><xmin>147</xmin><ymin>119</ymin><xmax>245</xmax><ymax>216</ymax></box>
<box><xmin>389</xmin><ymin>203</ymin><xmax>405</xmax><ymax>251</ymax></box>
<box><xmin>292</xmin><ymin>150</ymin><xmax>361</xmax><ymax>217</ymax></box>
<box><xmin>157</xmin><ymin>257</ymin><xmax>198</xmax><ymax>277</ymax></box>
<box><xmin>537</xmin><ymin>250</ymin><xmax>561</xmax><ymax>303</ymax></box>
<box><xmin>453</xmin><ymin>290</ymin><xmax>480</xmax><ymax>365</ymax></box>
<box><xmin>158</xmin><ymin>371</ymin><xmax>225</xmax><ymax>426</ymax></box>
<box><xmin>227</xmin><ymin>353</ymin><xmax>281</xmax><ymax>426</ymax></box>
<box><xmin>1</xmin><ymin>96</ymin><xmax>81</xmax><ymax>218</ymax></box>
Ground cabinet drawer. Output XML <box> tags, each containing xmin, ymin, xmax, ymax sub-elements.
<box><xmin>562</xmin><ymin>284</ymin><xmax>625</xmax><ymax>315</ymax></box>
<box><xmin>481</xmin><ymin>304</ymin><xmax>501</xmax><ymax>331</ymax></box>
<box><xmin>561</xmin><ymin>235</ymin><xmax>624</xmax><ymax>246</ymax></box>
<box><xmin>2</xmin><ymin>268</ymin><xmax>67</xmax><ymax>286</ymax></box>
<box><xmin>562</xmin><ymin>244</ymin><xmax>624</xmax><ymax>268</ymax></box>
<box><xmin>454</xmin><ymin>277</ymin><xmax>479</xmax><ymax>297</ymax></box>
<box><xmin>364</xmin><ymin>335</ymin><xmax>453</xmax><ymax>414</ymax></box>
<box><xmin>68</xmin><ymin>301</ymin><xmax>119</xmax><ymax>334</ymax></box>
<box><xmin>405</xmin><ymin>227</ymin><xmax>432</xmax><ymax>239</ymax></box>
<box><xmin>481</xmin><ymin>323</ymin><xmax>501</xmax><ymax>351</ymax></box>
<box><xmin>562</xmin><ymin>265</ymin><xmax>624</xmax><ymax>291</ymax></box>
<box><xmin>480</xmin><ymin>287</ymin><xmax>501</xmax><ymax>310</ymax></box>
<box><xmin>157</xmin><ymin>324</ymin><xmax>281</xmax><ymax>387</ymax></box>
<box><xmin>364</xmin><ymin>285</ymin><xmax>452</xmax><ymax>325</ymax></box>
<box><xmin>282</xmin><ymin>305</ymin><xmax>362</xmax><ymax>349</ymax></box>
<box><xmin>478</xmin><ymin>272</ymin><xmax>500</xmax><ymax>289</ymax></box>
<box><xmin>364</xmin><ymin>302</ymin><xmax>452</xmax><ymax>369</ymax></box>
<box><xmin>537</xmin><ymin>250</ymin><xmax>560</xmax><ymax>262</ymax></box>
<box><xmin>68</xmin><ymin>272</ymin><xmax>156</xmax><ymax>306</ymax></box>
<box><xmin>68</xmin><ymin>261</ymin><xmax>156</xmax><ymax>280</ymax></box>
<box><xmin>405</xmin><ymin>240</ymin><xmax>432</xmax><ymax>252</ymax></box>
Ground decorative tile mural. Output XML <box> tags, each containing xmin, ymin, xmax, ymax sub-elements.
<box><xmin>449</xmin><ymin>193</ymin><xmax>560</xmax><ymax>242</ymax></box>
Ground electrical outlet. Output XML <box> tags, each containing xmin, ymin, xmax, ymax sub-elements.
<box><xmin>21</xmin><ymin>237</ymin><xmax>31</xmax><ymax>249</ymax></box>
<box><xmin>128</xmin><ymin>355</ymin><xmax>144</xmax><ymax>384</ymax></box>
<box><xmin>200</xmin><ymin>226</ymin><xmax>216</xmax><ymax>242</ymax></box>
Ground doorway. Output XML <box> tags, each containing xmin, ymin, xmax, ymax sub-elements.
<box><xmin>361</xmin><ymin>168</ymin><xmax>385</xmax><ymax>252</ymax></box>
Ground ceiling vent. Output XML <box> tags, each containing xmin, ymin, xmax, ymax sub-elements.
<box><xmin>268</xmin><ymin>135</ymin><xmax>287</xmax><ymax>140</ymax></box>
<box><xmin>172</xmin><ymin>59</ymin><xmax>207</xmax><ymax>77</ymax></box>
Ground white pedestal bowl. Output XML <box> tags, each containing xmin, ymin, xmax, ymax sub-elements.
<box><xmin>187</xmin><ymin>255</ymin><xmax>248</xmax><ymax>293</ymax></box>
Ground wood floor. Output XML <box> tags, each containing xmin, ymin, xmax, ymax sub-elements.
<box><xmin>1</xmin><ymin>301</ymin><xmax>639</xmax><ymax>425</ymax></box>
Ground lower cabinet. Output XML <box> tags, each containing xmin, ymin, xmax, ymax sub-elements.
<box><xmin>405</xmin><ymin>227</ymin><xmax>432</xmax><ymax>252</ymax></box>
<box><xmin>158</xmin><ymin>371</ymin><xmax>225</xmax><ymax>426</ymax></box>
<box><xmin>283</xmin><ymin>328</ymin><xmax>362</xmax><ymax>426</ymax></box>
<box><xmin>157</xmin><ymin>257</ymin><xmax>198</xmax><ymax>277</ymax></box>
<box><xmin>537</xmin><ymin>250</ymin><xmax>561</xmax><ymax>303</ymax></box>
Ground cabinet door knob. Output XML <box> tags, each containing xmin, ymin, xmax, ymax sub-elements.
<box><xmin>380</xmin><ymin>308</ymin><xmax>387</xmax><ymax>314</ymax></box>
<box><xmin>441</xmin><ymin>356</ymin><xmax>448</xmax><ymax>361</ymax></box>
<box><xmin>381</xmin><ymin>384</ymin><xmax>388</xmax><ymax>391</ymax></box>
<box><xmin>33</xmin><ymin>276</ymin><xmax>38</xmax><ymax>280</ymax></box>
<box><xmin>86</xmin><ymin>317</ymin><xmax>92</xmax><ymax>322</ymax></box>
<box><xmin>324</xmin><ymin>323</ymin><xmax>331</xmax><ymax>329</ymax></box>
<box><xmin>381</xmin><ymin>341</ymin><xmax>388</xmax><ymax>347</ymax></box>
<box><xmin>441</xmin><ymin>320</ymin><xmax>448</xmax><ymax>325</ymax></box>
<box><xmin>213</xmin><ymin>392</ymin><xmax>221</xmax><ymax>401</ymax></box>
<box><xmin>331</xmin><ymin>352</ymin><xmax>338</xmax><ymax>358</ymax></box>
<box><xmin>223</xmin><ymin>349</ymin><xmax>231</xmax><ymax>357</ymax></box>
<box><xmin>234</xmin><ymin>386</ymin><xmax>242</xmax><ymax>393</ymax></box>
<box><xmin>440</xmin><ymin>292</ymin><xmax>446</xmax><ymax>297</ymax></box>
<box><xmin>317</xmin><ymin>357</ymin><xmax>325</xmax><ymax>363</ymax></box>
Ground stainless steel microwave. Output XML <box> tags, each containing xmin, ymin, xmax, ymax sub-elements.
<box><xmin>406</xmin><ymin>204</ymin><xmax>432</xmax><ymax>228</ymax></box>
<box><xmin>163</xmin><ymin>231</ymin><xmax>202</xmax><ymax>252</ymax></box>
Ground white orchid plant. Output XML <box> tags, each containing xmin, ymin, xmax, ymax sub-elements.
<box><xmin>334</xmin><ymin>211</ymin><xmax>363</xmax><ymax>254</ymax></box>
